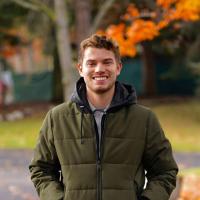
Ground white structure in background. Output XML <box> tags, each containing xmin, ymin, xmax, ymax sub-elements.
<box><xmin>0</xmin><ymin>69</ymin><xmax>14</xmax><ymax>105</ymax></box>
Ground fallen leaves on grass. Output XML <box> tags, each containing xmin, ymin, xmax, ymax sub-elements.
<box><xmin>178</xmin><ymin>175</ymin><xmax>200</xmax><ymax>200</ymax></box>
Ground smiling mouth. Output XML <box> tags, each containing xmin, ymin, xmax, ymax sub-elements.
<box><xmin>93</xmin><ymin>76</ymin><xmax>108</xmax><ymax>81</ymax></box>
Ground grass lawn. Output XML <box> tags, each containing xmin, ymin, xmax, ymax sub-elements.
<box><xmin>0</xmin><ymin>113</ymin><xmax>45</xmax><ymax>149</ymax></box>
<box><xmin>0</xmin><ymin>98</ymin><xmax>200</xmax><ymax>151</ymax></box>
<box><xmin>145</xmin><ymin>98</ymin><xmax>200</xmax><ymax>152</ymax></box>
<box><xmin>179</xmin><ymin>167</ymin><xmax>200</xmax><ymax>176</ymax></box>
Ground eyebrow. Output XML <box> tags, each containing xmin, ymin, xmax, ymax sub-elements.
<box><xmin>86</xmin><ymin>58</ymin><xmax>113</xmax><ymax>62</ymax></box>
<box><xmin>103</xmin><ymin>58</ymin><xmax>114</xmax><ymax>62</ymax></box>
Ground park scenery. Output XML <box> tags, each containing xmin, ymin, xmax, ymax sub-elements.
<box><xmin>0</xmin><ymin>0</ymin><xmax>200</xmax><ymax>199</ymax></box>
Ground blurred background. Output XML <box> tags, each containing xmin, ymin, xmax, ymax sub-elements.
<box><xmin>0</xmin><ymin>0</ymin><xmax>200</xmax><ymax>199</ymax></box>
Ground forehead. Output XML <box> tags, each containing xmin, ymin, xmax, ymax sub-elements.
<box><xmin>83</xmin><ymin>47</ymin><xmax>115</xmax><ymax>61</ymax></box>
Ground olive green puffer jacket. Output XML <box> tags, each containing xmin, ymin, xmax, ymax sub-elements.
<box><xmin>29</xmin><ymin>78</ymin><xmax>178</xmax><ymax>200</ymax></box>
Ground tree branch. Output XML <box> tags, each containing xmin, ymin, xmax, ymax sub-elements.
<box><xmin>10</xmin><ymin>0</ymin><xmax>39</xmax><ymax>11</ymax></box>
<box><xmin>10</xmin><ymin>0</ymin><xmax>55</xmax><ymax>21</ymax></box>
<box><xmin>28</xmin><ymin>0</ymin><xmax>55</xmax><ymax>21</ymax></box>
<box><xmin>90</xmin><ymin>0</ymin><xmax>117</xmax><ymax>33</ymax></box>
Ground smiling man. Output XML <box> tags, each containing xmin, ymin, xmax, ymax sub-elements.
<box><xmin>78</xmin><ymin>44</ymin><xmax>122</xmax><ymax>109</ymax></box>
<box><xmin>29</xmin><ymin>34</ymin><xmax>178</xmax><ymax>200</ymax></box>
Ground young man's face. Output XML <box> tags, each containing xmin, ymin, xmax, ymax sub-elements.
<box><xmin>77</xmin><ymin>47</ymin><xmax>122</xmax><ymax>95</ymax></box>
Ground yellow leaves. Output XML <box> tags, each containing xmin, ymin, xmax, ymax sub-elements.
<box><xmin>173</xmin><ymin>8</ymin><xmax>199</xmax><ymax>21</ymax></box>
<box><xmin>175</xmin><ymin>0</ymin><xmax>200</xmax><ymax>21</ymax></box>
<box><xmin>157</xmin><ymin>0</ymin><xmax>200</xmax><ymax>21</ymax></box>
<box><xmin>97</xmin><ymin>0</ymin><xmax>200</xmax><ymax>57</ymax></box>
<box><xmin>156</xmin><ymin>0</ymin><xmax>200</xmax><ymax>25</ymax></box>
<box><xmin>178</xmin><ymin>0</ymin><xmax>200</xmax><ymax>11</ymax></box>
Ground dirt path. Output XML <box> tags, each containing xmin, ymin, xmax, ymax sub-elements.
<box><xmin>0</xmin><ymin>150</ymin><xmax>200</xmax><ymax>200</ymax></box>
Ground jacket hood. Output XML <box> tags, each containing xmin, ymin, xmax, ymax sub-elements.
<box><xmin>71</xmin><ymin>77</ymin><xmax>137</xmax><ymax>113</ymax></box>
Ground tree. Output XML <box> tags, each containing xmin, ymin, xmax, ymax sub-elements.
<box><xmin>5</xmin><ymin>0</ymin><xmax>137</xmax><ymax>101</ymax></box>
<box><xmin>100</xmin><ymin>0</ymin><xmax>200</xmax><ymax>95</ymax></box>
<box><xmin>5</xmin><ymin>0</ymin><xmax>75</xmax><ymax>101</ymax></box>
<box><xmin>74</xmin><ymin>0</ymin><xmax>91</xmax><ymax>46</ymax></box>
<box><xmin>9</xmin><ymin>0</ymin><xmax>121</xmax><ymax>100</ymax></box>
<box><xmin>54</xmin><ymin>0</ymin><xmax>75</xmax><ymax>100</ymax></box>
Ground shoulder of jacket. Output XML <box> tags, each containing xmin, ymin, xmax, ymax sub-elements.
<box><xmin>129</xmin><ymin>103</ymin><xmax>152</xmax><ymax>114</ymax></box>
<box><xmin>50</xmin><ymin>101</ymin><xmax>79</xmax><ymax>117</ymax></box>
<box><xmin>127</xmin><ymin>104</ymin><xmax>159</xmax><ymax>124</ymax></box>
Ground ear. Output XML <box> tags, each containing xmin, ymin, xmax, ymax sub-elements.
<box><xmin>116</xmin><ymin>62</ymin><xmax>122</xmax><ymax>76</ymax></box>
<box><xmin>77</xmin><ymin>63</ymin><xmax>83</xmax><ymax>77</ymax></box>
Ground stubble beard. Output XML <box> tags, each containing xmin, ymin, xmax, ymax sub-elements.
<box><xmin>87</xmin><ymin>81</ymin><xmax>115</xmax><ymax>95</ymax></box>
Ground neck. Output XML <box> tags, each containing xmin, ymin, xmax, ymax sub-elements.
<box><xmin>86</xmin><ymin>88</ymin><xmax>115</xmax><ymax>109</ymax></box>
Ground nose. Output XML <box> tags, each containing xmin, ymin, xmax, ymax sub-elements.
<box><xmin>95</xmin><ymin>63</ymin><xmax>106</xmax><ymax>73</ymax></box>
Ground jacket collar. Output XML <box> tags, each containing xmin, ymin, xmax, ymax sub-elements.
<box><xmin>71</xmin><ymin>77</ymin><xmax>137</xmax><ymax>113</ymax></box>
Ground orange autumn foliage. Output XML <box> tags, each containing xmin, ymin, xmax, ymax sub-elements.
<box><xmin>0</xmin><ymin>26</ymin><xmax>30</xmax><ymax>58</ymax></box>
<box><xmin>126</xmin><ymin>20</ymin><xmax>159</xmax><ymax>43</ymax></box>
<box><xmin>174</xmin><ymin>0</ymin><xmax>200</xmax><ymax>21</ymax></box>
<box><xmin>98</xmin><ymin>0</ymin><xmax>200</xmax><ymax>57</ymax></box>
<box><xmin>178</xmin><ymin>175</ymin><xmax>200</xmax><ymax>200</ymax></box>
<box><xmin>123</xmin><ymin>4</ymin><xmax>140</xmax><ymax>20</ymax></box>
<box><xmin>104</xmin><ymin>24</ymin><xmax>137</xmax><ymax>56</ymax></box>
<box><xmin>157</xmin><ymin>0</ymin><xmax>178</xmax><ymax>9</ymax></box>
<box><xmin>0</xmin><ymin>45</ymin><xmax>18</xmax><ymax>58</ymax></box>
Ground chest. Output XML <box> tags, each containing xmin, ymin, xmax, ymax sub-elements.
<box><xmin>54</xmin><ymin>110</ymin><xmax>147</xmax><ymax>166</ymax></box>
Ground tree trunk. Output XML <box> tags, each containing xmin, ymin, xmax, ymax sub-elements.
<box><xmin>141</xmin><ymin>41</ymin><xmax>157</xmax><ymax>96</ymax></box>
<box><xmin>52</xmin><ymin>38</ymin><xmax>64</xmax><ymax>103</ymax></box>
<box><xmin>74</xmin><ymin>0</ymin><xmax>91</xmax><ymax>46</ymax></box>
<box><xmin>54</xmin><ymin>0</ymin><xmax>75</xmax><ymax>101</ymax></box>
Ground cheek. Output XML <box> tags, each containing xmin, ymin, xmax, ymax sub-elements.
<box><xmin>81</xmin><ymin>68</ymin><xmax>91</xmax><ymax>77</ymax></box>
<box><xmin>112</xmin><ymin>69</ymin><xmax>120</xmax><ymax>77</ymax></box>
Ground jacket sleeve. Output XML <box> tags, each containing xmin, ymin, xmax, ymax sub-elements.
<box><xmin>141</xmin><ymin>111</ymin><xmax>178</xmax><ymax>200</ymax></box>
<box><xmin>29</xmin><ymin>110</ymin><xmax>64</xmax><ymax>200</ymax></box>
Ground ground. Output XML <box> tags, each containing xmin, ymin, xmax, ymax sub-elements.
<box><xmin>0</xmin><ymin>150</ymin><xmax>38</xmax><ymax>200</ymax></box>
<box><xmin>0</xmin><ymin>102</ymin><xmax>52</xmax><ymax>121</ymax></box>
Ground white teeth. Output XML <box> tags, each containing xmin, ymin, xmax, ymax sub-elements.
<box><xmin>94</xmin><ymin>77</ymin><xmax>107</xmax><ymax>80</ymax></box>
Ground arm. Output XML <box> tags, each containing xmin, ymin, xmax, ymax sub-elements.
<box><xmin>141</xmin><ymin>111</ymin><xmax>178</xmax><ymax>200</ymax></box>
<box><xmin>29</xmin><ymin>110</ymin><xmax>64</xmax><ymax>200</ymax></box>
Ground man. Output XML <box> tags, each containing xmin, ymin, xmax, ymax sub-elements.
<box><xmin>29</xmin><ymin>34</ymin><xmax>178</xmax><ymax>200</ymax></box>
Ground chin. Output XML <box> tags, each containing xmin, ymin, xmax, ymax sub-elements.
<box><xmin>93</xmin><ymin>86</ymin><xmax>113</xmax><ymax>94</ymax></box>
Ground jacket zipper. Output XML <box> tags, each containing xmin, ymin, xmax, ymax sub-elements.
<box><xmin>99</xmin><ymin>113</ymin><xmax>107</xmax><ymax>200</ymax></box>
<box><xmin>92</xmin><ymin>112</ymin><xmax>107</xmax><ymax>200</ymax></box>
<box><xmin>92</xmin><ymin>115</ymin><xmax>100</xmax><ymax>200</ymax></box>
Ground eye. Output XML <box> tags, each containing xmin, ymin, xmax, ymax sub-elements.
<box><xmin>86</xmin><ymin>61</ymin><xmax>96</xmax><ymax>67</ymax></box>
<box><xmin>104</xmin><ymin>60</ymin><xmax>113</xmax><ymax>66</ymax></box>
